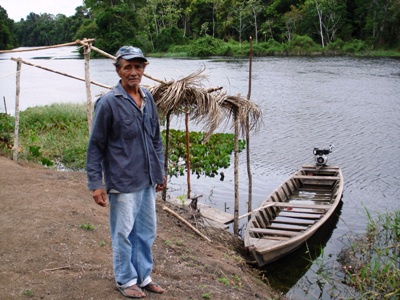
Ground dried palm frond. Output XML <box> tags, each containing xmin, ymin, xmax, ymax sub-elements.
<box><xmin>149</xmin><ymin>67</ymin><xmax>263</xmax><ymax>139</ymax></box>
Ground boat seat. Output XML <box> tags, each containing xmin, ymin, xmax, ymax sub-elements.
<box><xmin>293</xmin><ymin>175</ymin><xmax>340</xmax><ymax>180</ymax></box>
<box><xmin>249</xmin><ymin>228</ymin><xmax>300</xmax><ymax>237</ymax></box>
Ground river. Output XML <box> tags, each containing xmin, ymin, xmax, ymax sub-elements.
<box><xmin>1</xmin><ymin>47</ymin><xmax>399</xmax><ymax>299</ymax></box>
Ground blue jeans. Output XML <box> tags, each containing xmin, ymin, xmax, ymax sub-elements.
<box><xmin>109</xmin><ymin>186</ymin><xmax>156</xmax><ymax>288</ymax></box>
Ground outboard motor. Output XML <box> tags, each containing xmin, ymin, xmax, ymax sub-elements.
<box><xmin>313</xmin><ymin>145</ymin><xmax>334</xmax><ymax>167</ymax></box>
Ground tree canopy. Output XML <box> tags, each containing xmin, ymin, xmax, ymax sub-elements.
<box><xmin>0</xmin><ymin>0</ymin><xmax>399</xmax><ymax>52</ymax></box>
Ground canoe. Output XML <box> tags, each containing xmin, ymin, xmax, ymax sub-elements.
<box><xmin>244</xmin><ymin>164</ymin><xmax>343</xmax><ymax>267</ymax></box>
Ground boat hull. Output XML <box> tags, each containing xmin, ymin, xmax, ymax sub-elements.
<box><xmin>244</xmin><ymin>165</ymin><xmax>343</xmax><ymax>267</ymax></box>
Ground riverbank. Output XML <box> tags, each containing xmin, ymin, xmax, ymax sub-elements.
<box><xmin>0</xmin><ymin>156</ymin><xmax>280</xmax><ymax>299</ymax></box>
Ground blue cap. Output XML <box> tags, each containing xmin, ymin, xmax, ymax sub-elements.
<box><xmin>115</xmin><ymin>46</ymin><xmax>147</xmax><ymax>62</ymax></box>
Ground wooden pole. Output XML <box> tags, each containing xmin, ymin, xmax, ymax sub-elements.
<box><xmin>10</xmin><ymin>58</ymin><xmax>112</xmax><ymax>89</ymax></box>
<box><xmin>233</xmin><ymin>110</ymin><xmax>239</xmax><ymax>235</ymax></box>
<box><xmin>13</xmin><ymin>59</ymin><xmax>21</xmax><ymax>161</ymax></box>
<box><xmin>83</xmin><ymin>42</ymin><xmax>93</xmax><ymax>133</ymax></box>
<box><xmin>185</xmin><ymin>102</ymin><xmax>191</xmax><ymax>201</ymax></box>
<box><xmin>0</xmin><ymin>39</ymin><xmax>95</xmax><ymax>54</ymax></box>
<box><xmin>246</xmin><ymin>37</ymin><xmax>253</xmax><ymax>221</ymax></box>
<box><xmin>237</xmin><ymin>203</ymin><xmax>275</xmax><ymax>220</ymax></box>
<box><xmin>162</xmin><ymin>111</ymin><xmax>172</xmax><ymax>201</ymax></box>
<box><xmin>162</xmin><ymin>206</ymin><xmax>211</xmax><ymax>242</ymax></box>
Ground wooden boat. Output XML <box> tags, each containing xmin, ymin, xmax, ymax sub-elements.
<box><xmin>244</xmin><ymin>164</ymin><xmax>343</xmax><ymax>267</ymax></box>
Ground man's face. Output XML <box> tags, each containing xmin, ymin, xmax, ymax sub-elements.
<box><xmin>117</xmin><ymin>58</ymin><xmax>145</xmax><ymax>89</ymax></box>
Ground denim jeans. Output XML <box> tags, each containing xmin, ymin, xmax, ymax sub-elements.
<box><xmin>109</xmin><ymin>186</ymin><xmax>156</xmax><ymax>288</ymax></box>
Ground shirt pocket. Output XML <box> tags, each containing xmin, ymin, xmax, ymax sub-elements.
<box><xmin>144</xmin><ymin>115</ymin><xmax>158</xmax><ymax>138</ymax></box>
<box><xmin>121</xmin><ymin>116</ymin><xmax>139</xmax><ymax>139</ymax></box>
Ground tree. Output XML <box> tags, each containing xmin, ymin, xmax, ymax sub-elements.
<box><xmin>0</xmin><ymin>6</ymin><xmax>17</xmax><ymax>49</ymax></box>
<box><xmin>283</xmin><ymin>5</ymin><xmax>303</xmax><ymax>41</ymax></box>
<box><xmin>230</xmin><ymin>1</ymin><xmax>252</xmax><ymax>45</ymax></box>
<box><xmin>247</xmin><ymin>0</ymin><xmax>264</xmax><ymax>43</ymax></box>
<box><xmin>302</xmin><ymin>0</ymin><xmax>347</xmax><ymax>47</ymax></box>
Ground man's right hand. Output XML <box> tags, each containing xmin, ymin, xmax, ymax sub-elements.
<box><xmin>92</xmin><ymin>188</ymin><xmax>108</xmax><ymax>207</ymax></box>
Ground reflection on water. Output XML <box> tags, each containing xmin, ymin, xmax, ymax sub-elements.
<box><xmin>1</xmin><ymin>48</ymin><xmax>399</xmax><ymax>299</ymax></box>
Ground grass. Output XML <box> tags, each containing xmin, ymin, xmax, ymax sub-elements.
<box><xmin>338</xmin><ymin>209</ymin><xmax>400</xmax><ymax>299</ymax></box>
<box><xmin>1</xmin><ymin>103</ymin><xmax>244</xmax><ymax>177</ymax></box>
<box><xmin>79</xmin><ymin>223</ymin><xmax>95</xmax><ymax>231</ymax></box>
<box><xmin>298</xmin><ymin>209</ymin><xmax>399</xmax><ymax>299</ymax></box>
<box><xmin>20</xmin><ymin>289</ymin><xmax>34</xmax><ymax>297</ymax></box>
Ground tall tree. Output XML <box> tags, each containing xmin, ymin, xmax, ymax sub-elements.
<box><xmin>0</xmin><ymin>6</ymin><xmax>17</xmax><ymax>49</ymax></box>
<box><xmin>247</xmin><ymin>0</ymin><xmax>264</xmax><ymax>43</ymax></box>
<box><xmin>301</xmin><ymin>0</ymin><xmax>346</xmax><ymax>47</ymax></box>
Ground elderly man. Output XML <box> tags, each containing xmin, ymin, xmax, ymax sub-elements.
<box><xmin>86</xmin><ymin>46</ymin><xmax>166</xmax><ymax>298</ymax></box>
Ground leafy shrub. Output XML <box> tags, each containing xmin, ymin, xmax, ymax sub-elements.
<box><xmin>342</xmin><ymin>39</ymin><xmax>367</xmax><ymax>53</ymax></box>
<box><xmin>187</xmin><ymin>36</ymin><xmax>223</xmax><ymax>57</ymax></box>
<box><xmin>284</xmin><ymin>35</ymin><xmax>321</xmax><ymax>55</ymax></box>
<box><xmin>164</xmin><ymin>129</ymin><xmax>245</xmax><ymax>178</ymax></box>
<box><xmin>154</xmin><ymin>26</ymin><xmax>188</xmax><ymax>52</ymax></box>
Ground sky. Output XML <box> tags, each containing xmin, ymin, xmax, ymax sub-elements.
<box><xmin>0</xmin><ymin>0</ymin><xmax>84</xmax><ymax>21</ymax></box>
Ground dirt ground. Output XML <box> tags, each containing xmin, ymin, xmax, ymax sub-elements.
<box><xmin>0</xmin><ymin>156</ymin><xmax>280</xmax><ymax>300</ymax></box>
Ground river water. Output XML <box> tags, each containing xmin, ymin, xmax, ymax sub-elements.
<box><xmin>1</xmin><ymin>47</ymin><xmax>399</xmax><ymax>299</ymax></box>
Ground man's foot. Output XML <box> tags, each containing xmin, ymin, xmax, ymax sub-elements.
<box><xmin>116</xmin><ymin>284</ymin><xmax>146</xmax><ymax>298</ymax></box>
<box><xmin>142</xmin><ymin>282</ymin><xmax>165</xmax><ymax>294</ymax></box>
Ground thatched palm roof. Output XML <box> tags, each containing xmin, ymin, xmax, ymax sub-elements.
<box><xmin>148</xmin><ymin>67</ymin><xmax>262</xmax><ymax>139</ymax></box>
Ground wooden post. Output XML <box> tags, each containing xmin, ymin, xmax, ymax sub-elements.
<box><xmin>233</xmin><ymin>110</ymin><xmax>239</xmax><ymax>235</ymax></box>
<box><xmin>84</xmin><ymin>40</ymin><xmax>93</xmax><ymax>133</ymax></box>
<box><xmin>246</xmin><ymin>37</ymin><xmax>253</xmax><ymax>220</ymax></box>
<box><xmin>162</xmin><ymin>111</ymin><xmax>172</xmax><ymax>201</ymax></box>
<box><xmin>185</xmin><ymin>102</ymin><xmax>191</xmax><ymax>200</ymax></box>
<box><xmin>13</xmin><ymin>59</ymin><xmax>22</xmax><ymax>161</ymax></box>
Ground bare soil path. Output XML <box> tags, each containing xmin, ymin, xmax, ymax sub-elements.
<box><xmin>0</xmin><ymin>157</ymin><xmax>279</xmax><ymax>299</ymax></box>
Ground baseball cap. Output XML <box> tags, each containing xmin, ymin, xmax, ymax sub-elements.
<box><xmin>115</xmin><ymin>46</ymin><xmax>148</xmax><ymax>62</ymax></box>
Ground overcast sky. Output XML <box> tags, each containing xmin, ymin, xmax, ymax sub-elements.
<box><xmin>0</xmin><ymin>0</ymin><xmax>84</xmax><ymax>21</ymax></box>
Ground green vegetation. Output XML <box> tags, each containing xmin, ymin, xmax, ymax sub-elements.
<box><xmin>202</xmin><ymin>292</ymin><xmax>211</xmax><ymax>299</ymax></box>
<box><xmin>1</xmin><ymin>1</ymin><xmax>399</xmax><ymax>56</ymax></box>
<box><xmin>166</xmin><ymin>129</ymin><xmax>245</xmax><ymax>178</ymax></box>
<box><xmin>79</xmin><ymin>223</ymin><xmax>95</xmax><ymax>231</ymax></box>
<box><xmin>11</xmin><ymin>103</ymin><xmax>88</xmax><ymax>170</ymax></box>
<box><xmin>338</xmin><ymin>209</ymin><xmax>400</xmax><ymax>299</ymax></box>
<box><xmin>217</xmin><ymin>276</ymin><xmax>231</xmax><ymax>286</ymax></box>
<box><xmin>20</xmin><ymin>289</ymin><xmax>34</xmax><ymax>297</ymax></box>
<box><xmin>304</xmin><ymin>209</ymin><xmax>399</xmax><ymax>299</ymax></box>
<box><xmin>0</xmin><ymin>103</ymin><xmax>243</xmax><ymax>178</ymax></box>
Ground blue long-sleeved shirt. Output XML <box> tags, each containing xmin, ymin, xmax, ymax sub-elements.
<box><xmin>86</xmin><ymin>81</ymin><xmax>164</xmax><ymax>193</ymax></box>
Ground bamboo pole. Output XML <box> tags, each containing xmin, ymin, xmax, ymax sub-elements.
<box><xmin>185</xmin><ymin>102</ymin><xmax>192</xmax><ymax>201</ymax></box>
<box><xmin>162</xmin><ymin>111</ymin><xmax>172</xmax><ymax>201</ymax></box>
<box><xmin>10</xmin><ymin>57</ymin><xmax>112</xmax><ymax>89</ymax></box>
<box><xmin>77</xmin><ymin>39</ymin><xmax>116</xmax><ymax>60</ymax></box>
<box><xmin>237</xmin><ymin>203</ymin><xmax>275</xmax><ymax>220</ymax></box>
<box><xmin>162</xmin><ymin>206</ymin><xmax>211</xmax><ymax>242</ymax></box>
<box><xmin>0</xmin><ymin>39</ymin><xmax>95</xmax><ymax>53</ymax></box>
<box><xmin>13</xmin><ymin>59</ymin><xmax>22</xmax><ymax>161</ymax></box>
<box><xmin>233</xmin><ymin>110</ymin><xmax>239</xmax><ymax>235</ymax></box>
<box><xmin>246</xmin><ymin>37</ymin><xmax>253</xmax><ymax>221</ymax></box>
<box><xmin>83</xmin><ymin>42</ymin><xmax>93</xmax><ymax>133</ymax></box>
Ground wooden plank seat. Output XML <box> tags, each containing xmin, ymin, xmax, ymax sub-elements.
<box><xmin>302</xmin><ymin>165</ymin><xmax>340</xmax><ymax>169</ymax></box>
<box><xmin>249</xmin><ymin>228</ymin><xmax>300</xmax><ymax>237</ymax></box>
<box><xmin>273</xmin><ymin>217</ymin><xmax>315</xmax><ymax>226</ymax></box>
<box><xmin>268</xmin><ymin>223</ymin><xmax>308</xmax><ymax>231</ymax></box>
<box><xmin>271</xmin><ymin>202</ymin><xmax>331</xmax><ymax>210</ymax></box>
<box><xmin>293</xmin><ymin>175</ymin><xmax>340</xmax><ymax>180</ymax></box>
<box><xmin>279</xmin><ymin>211</ymin><xmax>322</xmax><ymax>219</ymax></box>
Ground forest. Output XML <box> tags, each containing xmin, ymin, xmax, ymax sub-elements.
<box><xmin>1</xmin><ymin>0</ymin><xmax>399</xmax><ymax>56</ymax></box>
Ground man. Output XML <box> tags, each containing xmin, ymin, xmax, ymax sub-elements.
<box><xmin>86</xmin><ymin>46</ymin><xmax>166</xmax><ymax>298</ymax></box>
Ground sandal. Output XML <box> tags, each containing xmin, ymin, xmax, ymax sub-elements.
<box><xmin>142</xmin><ymin>282</ymin><xmax>165</xmax><ymax>294</ymax></box>
<box><xmin>116</xmin><ymin>284</ymin><xmax>146</xmax><ymax>298</ymax></box>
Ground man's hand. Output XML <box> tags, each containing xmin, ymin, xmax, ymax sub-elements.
<box><xmin>92</xmin><ymin>188</ymin><xmax>108</xmax><ymax>207</ymax></box>
<box><xmin>155</xmin><ymin>176</ymin><xmax>167</xmax><ymax>192</ymax></box>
